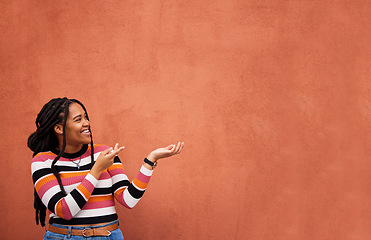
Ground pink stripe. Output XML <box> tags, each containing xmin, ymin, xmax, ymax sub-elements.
<box><xmin>80</xmin><ymin>151</ymin><xmax>93</xmax><ymax>159</ymax></box>
<box><xmin>38</xmin><ymin>179</ymin><xmax>59</xmax><ymax>198</ymax></box>
<box><xmin>82</xmin><ymin>200</ymin><xmax>115</xmax><ymax>210</ymax></box>
<box><xmin>32</xmin><ymin>158</ymin><xmax>47</xmax><ymax>163</ymax></box>
<box><xmin>93</xmin><ymin>145</ymin><xmax>110</xmax><ymax>152</ymax></box>
<box><xmin>32</xmin><ymin>154</ymin><xmax>54</xmax><ymax>162</ymax></box>
<box><xmin>117</xmin><ymin>197</ymin><xmax>132</xmax><ymax>209</ymax></box>
<box><xmin>62</xmin><ymin>175</ymin><xmax>86</xmax><ymax>185</ymax></box>
<box><xmin>61</xmin><ymin>199</ymin><xmax>73</xmax><ymax>220</ymax></box>
<box><xmin>81</xmin><ymin>178</ymin><xmax>95</xmax><ymax>192</ymax></box>
<box><xmin>56</xmin><ymin>158</ymin><xmax>75</xmax><ymax>162</ymax></box>
<box><xmin>98</xmin><ymin>171</ymin><xmax>112</xmax><ymax>180</ymax></box>
<box><xmin>57</xmin><ymin>157</ymin><xmax>90</xmax><ymax>162</ymax></box>
<box><xmin>108</xmin><ymin>168</ymin><xmax>125</xmax><ymax>176</ymax></box>
<box><xmin>136</xmin><ymin>172</ymin><xmax>151</xmax><ymax>184</ymax></box>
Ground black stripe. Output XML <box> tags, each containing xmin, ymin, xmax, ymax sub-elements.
<box><xmin>70</xmin><ymin>190</ymin><xmax>86</xmax><ymax>209</ymax></box>
<box><xmin>54</xmin><ymin>164</ymin><xmax>92</xmax><ymax>172</ymax></box>
<box><xmin>48</xmin><ymin>192</ymin><xmax>66</xmax><ymax>213</ymax></box>
<box><xmin>112</xmin><ymin>180</ymin><xmax>130</xmax><ymax>192</ymax></box>
<box><xmin>49</xmin><ymin>213</ymin><xmax>118</xmax><ymax>225</ymax></box>
<box><xmin>114</xmin><ymin>156</ymin><xmax>122</xmax><ymax>163</ymax></box>
<box><xmin>51</xmin><ymin>144</ymin><xmax>88</xmax><ymax>159</ymax></box>
<box><xmin>32</xmin><ymin>168</ymin><xmax>52</xmax><ymax>183</ymax></box>
<box><xmin>92</xmin><ymin>187</ymin><xmax>113</xmax><ymax>195</ymax></box>
<box><xmin>127</xmin><ymin>184</ymin><xmax>145</xmax><ymax>199</ymax></box>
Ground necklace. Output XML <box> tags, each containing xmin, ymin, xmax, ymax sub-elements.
<box><xmin>69</xmin><ymin>155</ymin><xmax>82</xmax><ymax>169</ymax></box>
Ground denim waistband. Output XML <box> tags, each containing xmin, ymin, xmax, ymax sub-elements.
<box><xmin>47</xmin><ymin>220</ymin><xmax>119</xmax><ymax>231</ymax></box>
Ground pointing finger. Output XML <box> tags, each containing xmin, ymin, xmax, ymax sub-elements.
<box><xmin>103</xmin><ymin>147</ymin><xmax>113</xmax><ymax>156</ymax></box>
<box><xmin>114</xmin><ymin>146</ymin><xmax>125</xmax><ymax>155</ymax></box>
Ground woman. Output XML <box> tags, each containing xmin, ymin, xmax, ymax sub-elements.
<box><xmin>28</xmin><ymin>97</ymin><xmax>184</xmax><ymax>239</ymax></box>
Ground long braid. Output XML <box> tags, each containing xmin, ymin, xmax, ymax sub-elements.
<box><xmin>28</xmin><ymin>97</ymin><xmax>93</xmax><ymax>227</ymax></box>
<box><xmin>29</xmin><ymin>98</ymin><xmax>68</xmax><ymax>226</ymax></box>
<box><xmin>71</xmin><ymin>99</ymin><xmax>95</xmax><ymax>167</ymax></box>
<box><xmin>50</xmin><ymin>100</ymin><xmax>70</xmax><ymax>195</ymax></box>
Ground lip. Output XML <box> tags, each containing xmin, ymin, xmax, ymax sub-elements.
<box><xmin>81</xmin><ymin>129</ymin><xmax>91</xmax><ymax>135</ymax></box>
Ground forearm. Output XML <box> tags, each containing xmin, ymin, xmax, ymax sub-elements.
<box><xmin>35</xmin><ymin>172</ymin><xmax>98</xmax><ymax>220</ymax></box>
<box><xmin>108</xmin><ymin>158</ymin><xmax>153</xmax><ymax>209</ymax></box>
<box><xmin>117</xmin><ymin>165</ymin><xmax>153</xmax><ymax>208</ymax></box>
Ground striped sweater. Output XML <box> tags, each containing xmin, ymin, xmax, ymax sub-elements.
<box><xmin>31</xmin><ymin>144</ymin><xmax>153</xmax><ymax>225</ymax></box>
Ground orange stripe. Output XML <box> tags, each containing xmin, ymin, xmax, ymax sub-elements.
<box><xmin>58</xmin><ymin>171</ymin><xmax>89</xmax><ymax>179</ymax></box>
<box><xmin>88</xmin><ymin>195</ymin><xmax>114</xmax><ymax>203</ymax></box>
<box><xmin>108</xmin><ymin>163</ymin><xmax>124</xmax><ymax>171</ymax></box>
<box><xmin>114</xmin><ymin>188</ymin><xmax>126</xmax><ymax>199</ymax></box>
<box><xmin>94</xmin><ymin>144</ymin><xmax>105</xmax><ymax>147</ymax></box>
<box><xmin>35</xmin><ymin>172</ymin><xmax>89</xmax><ymax>192</ymax></box>
<box><xmin>133</xmin><ymin>178</ymin><xmax>148</xmax><ymax>189</ymax></box>
<box><xmin>35</xmin><ymin>175</ymin><xmax>56</xmax><ymax>192</ymax></box>
<box><xmin>86</xmin><ymin>144</ymin><xmax>106</xmax><ymax>151</ymax></box>
<box><xmin>77</xmin><ymin>184</ymin><xmax>91</xmax><ymax>199</ymax></box>
<box><xmin>55</xmin><ymin>200</ymin><xmax>63</xmax><ymax>218</ymax></box>
<box><xmin>90</xmin><ymin>144</ymin><xmax>106</xmax><ymax>149</ymax></box>
<box><xmin>34</xmin><ymin>152</ymin><xmax>56</xmax><ymax>158</ymax></box>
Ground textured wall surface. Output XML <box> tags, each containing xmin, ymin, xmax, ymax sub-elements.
<box><xmin>1</xmin><ymin>0</ymin><xmax>371</xmax><ymax>239</ymax></box>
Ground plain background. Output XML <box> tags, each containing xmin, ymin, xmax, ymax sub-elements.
<box><xmin>1</xmin><ymin>0</ymin><xmax>371</xmax><ymax>239</ymax></box>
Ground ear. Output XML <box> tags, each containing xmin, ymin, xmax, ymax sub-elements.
<box><xmin>54</xmin><ymin>124</ymin><xmax>63</xmax><ymax>135</ymax></box>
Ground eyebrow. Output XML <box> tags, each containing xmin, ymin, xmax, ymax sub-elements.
<box><xmin>72</xmin><ymin>113</ymin><xmax>87</xmax><ymax>120</ymax></box>
<box><xmin>73</xmin><ymin>114</ymin><xmax>82</xmax><ymax>120</ymax></box>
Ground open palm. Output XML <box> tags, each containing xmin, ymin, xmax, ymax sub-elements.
<box><xmin>148</xmin><ymin>142</ymin><xmax>184</xmax><ymax>161</ymax></box>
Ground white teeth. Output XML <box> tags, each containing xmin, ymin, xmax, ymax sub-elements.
<box><xmin>82</xmin><ymin>129</ymin><xmax>90</xmax><ymax>133</ymax></box>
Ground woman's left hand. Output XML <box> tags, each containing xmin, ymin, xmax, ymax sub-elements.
<box><xmin>147</xmin><ymin>142</ymin><xmax>184</xmax><ymax>162</ymax></box>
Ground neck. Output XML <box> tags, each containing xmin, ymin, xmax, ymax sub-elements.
<box><xmin>59</xmin><ymin>144</ymin><xmax>83</xmax><ymax>154</ymax></box>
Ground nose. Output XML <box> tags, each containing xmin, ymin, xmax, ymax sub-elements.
<box><xmin>82</xmin><ymin>118</ymin><xmax>89</xmax><ymax>126</ymax></box>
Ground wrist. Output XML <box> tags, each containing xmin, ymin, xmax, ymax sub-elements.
<box><xmin>146</xmin><ymin>154</ymin><xmax>158</xmax><ymax>163</ymax></box>
<box><xmin>144</xmin><ymin>157</ymin><xmax>157</xmax><ymax>170</ymax></box>
<box><xmin>90</xmin><ymin>167</ymin><xmax>103</xmax><ymax>180</ymax></box>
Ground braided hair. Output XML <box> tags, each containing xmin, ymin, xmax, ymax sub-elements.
<box><xmin>27</xmin><ymin>97</ymin><xmax>95</xmax><ymax>226</ymax></box>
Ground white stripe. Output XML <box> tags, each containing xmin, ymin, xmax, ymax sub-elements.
<box><xmin>55</xmin><ymin>157</ymin><xmax>92</xmax><ymax>167</ymax></box>
<box><xmin>74</xmin><ymin>206</ymin><xmax>117</xmax><ymax>218</ymax></box>
<box><xmin>42</xmin><ymin>185</ymin><xmax>62</xmax><ymax>205</ymax></box>
<box><xmin>32</xmin><ymin>157</ymin><xmax>54</xmax><ymax>167</ymax></box>
<box><xmin>64</xmin><ymin>194</ymin><xmax>81</xmax><ymax>216</ymax></box>
<box><xmin>111</xmin><ymin>173</ymin><xmax>129</xmax><ymax>183</ymax></box>
<box><xmin>95</xmin><ymin>178</ymin><xmax>112</xmax><ymax>188</ymax></box>
<box><xmin>94</xmin><ymin>152</ymin><xmax>101</xmax><ymax>160</ymax></box>
<box><xmin>31</xmin><ymin>161</ymin><xmax>51</xmax><ymax>172</ymax></box>
<box><xmin>123</xmin><ymin>191</ymin><xmax>139</xmax><ymax>208</ymax></box>
<box><xmin>140</xmin><ymin>165</ymin><xmax>153</xmax><ymax>176</ymax></box>
<box><xmin>64</xmin><ymin>183</ymin><xmax>79</xmax><ymax>193</ymax></box>
<box><xmin>85</xmin><ymin>173</ymin><xmax>98</xmax><ymax>184</ymax></box>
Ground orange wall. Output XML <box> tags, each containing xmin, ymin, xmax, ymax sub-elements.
<box><xmin>1</xmin><ymin>1</ymin><xmax>371</xmax><ymax>239</ymax></box>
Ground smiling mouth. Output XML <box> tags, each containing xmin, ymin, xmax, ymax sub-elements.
<box><xmin>81</xmin><ymin>129</ymin><xmax>90</xmax><ymax>134</ymax></box>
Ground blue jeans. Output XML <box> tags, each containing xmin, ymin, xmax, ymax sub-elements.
<box><xmin>43</xmin><ymin>221</ymin><xmax>124</xmax><ymax>240</ymax></box>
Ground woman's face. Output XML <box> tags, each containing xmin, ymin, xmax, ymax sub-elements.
<box><xmin>62</xmin><ymin>102</ymin><xmax>91</xmax><ymax>146</ymax></box>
